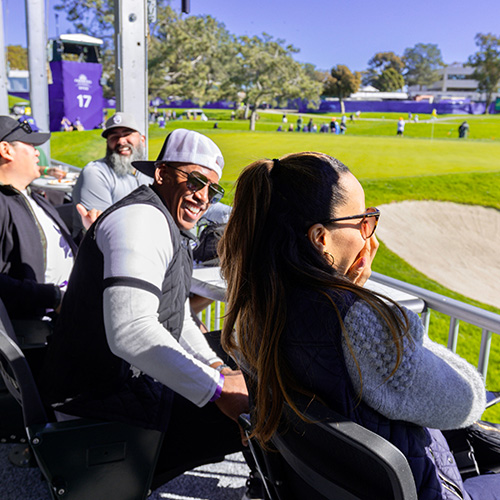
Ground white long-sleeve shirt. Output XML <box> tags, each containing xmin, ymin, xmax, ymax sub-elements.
<box><xmin>95</xmin><ymin>203</ymin><xmax>222</xmax><ymax>407</ymax></box>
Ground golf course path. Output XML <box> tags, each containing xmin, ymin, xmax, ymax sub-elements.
<box><xmin>377</xmin><ymin>201</ymin><xmax>500</xmax><ymax>309</ymax></box>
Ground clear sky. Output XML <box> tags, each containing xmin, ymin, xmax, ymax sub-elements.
<box><xmin>3</xmin><ymin>0</ymin><xmax>500</xmax><ymax>72</ymax></box>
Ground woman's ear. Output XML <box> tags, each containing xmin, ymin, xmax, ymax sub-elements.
<box><xmin>307</xmin><ymin>223</ymin><xmax>327</xmax><ymax>253</ymax></box>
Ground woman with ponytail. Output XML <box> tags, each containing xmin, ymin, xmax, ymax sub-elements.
<box><xmin>220</xmin><ymin>152</ymin><xmax>499</xmax><ymax>499</ymax></box>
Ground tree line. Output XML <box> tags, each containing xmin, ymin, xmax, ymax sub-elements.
<box><xmin>6</xmin><ymin>0</ymin><xmax>500</xmax><ymax>117</ymax></box>
<box><xmin>335</xmin><ymin>35</ymin><xmax>500</xmax><ymax>113</ymax></box>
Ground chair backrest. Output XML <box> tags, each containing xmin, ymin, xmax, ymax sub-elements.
<box><xmin>0</xmin><ymin>298</ymin><xmax>164</xmax><ymax>500</ymax></box>
<box><xmin>0</xmin><ymin>299</ymin><xmax>48</xmax><ymax>427</ymax></box>
<box><xmin>241</xmin><ymin>399</ymin><xmax>417</xmax><ymax>500</ymax></box>
<box><xmin>275</xmin><ymin>400</ymin><xmax>418</xmax><ymax>500</ymax></box>
<box><xmin>0</xmin><ymin>295</ymin><xmax>18</xmax><ymax>342</ymax></box>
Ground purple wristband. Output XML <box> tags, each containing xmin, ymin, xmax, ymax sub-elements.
<box><xmin>209</xmin><ymin>373</ymin><xmax>225</xmax><ymax>402</ymax></box>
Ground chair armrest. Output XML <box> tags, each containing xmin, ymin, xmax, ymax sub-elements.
<box><xmin>486</xmin><ymin>391</ymin><xmax>500</xmax><ymax>409</ymax></box>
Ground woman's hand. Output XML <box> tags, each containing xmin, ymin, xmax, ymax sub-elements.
<box><xmin>346</xmin><ymin>234</ymin><xmax>379</xmax><ymax>286</ymax></box>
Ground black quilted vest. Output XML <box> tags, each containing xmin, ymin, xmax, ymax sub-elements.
<box><xmin>282</xmin><ymin>287</ymin><xmax>468</xmax><ymax>500</ymax></box>
<box><xmin>41</xmin><ymin>186</ymin><xmax>193</xmax><ymax>429</ymax></box>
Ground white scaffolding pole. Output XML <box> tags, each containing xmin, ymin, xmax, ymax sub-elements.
<box><xmin>25</xmin><ymin>0</ymin><xmax>50</xmax><ymax>158</ymax></box>
<box><xmin>0</xmin><ymin>3</ymin><xmax>9</xmax><ymax>115</ymax></box>
<box><xmin>114</xmin><ymin>0</ymin><xmax>149</xmax><ymax>152</ymax></box>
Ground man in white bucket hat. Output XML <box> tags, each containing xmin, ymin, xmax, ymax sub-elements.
<box><xmin>134</xmin><ymin>128</ymin><xmax>232</xmax><ymax>266</ymax></box>
<box><xmin>133</xmin><ymin>127</ymin><xmax>225</xmax><ymax>228</ymax></box>
<box><xmin>40</xmin><ymin>129</ymin><xmax>249</xmax><ymax>488</ymax></box>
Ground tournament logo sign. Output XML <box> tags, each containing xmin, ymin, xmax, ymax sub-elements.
<box><xmin>49</xmin><ymin>60</ymin><xmax>104</xmax><ymax>132</ymax></box>
<box><xmin>73</xmin><ymin>74</ymin><xmax>93</xmax><ymax>91</ymax></box>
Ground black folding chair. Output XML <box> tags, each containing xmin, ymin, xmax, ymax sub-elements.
<box><xmin>240</xmin><ymin>399</ymin><xmax>417</xmax><ymax>500</ymax></box>
<box><xmin>0</xmin><ymin>298</ymin><xmax>164</xmax><ymax>500</ymax></box>
<box><xmin>0</xmin><ymin>297</ymin><xmax>28</xmax><ymax>444</ymax></box>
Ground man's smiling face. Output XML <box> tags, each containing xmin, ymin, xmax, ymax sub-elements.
<box><xmin>155</xmin><ymin>162</ymin><xmax>219</xmax><ymax>231</ymax></box>
<box><xmin>105</xmin><ymin>127</ymin><xmax>145</xmax><ymax>175</ymax></box>
<box><xmin>106</xmin><ymin>127</ymin><xmax>144</xmax><ymax>157</ymax></box>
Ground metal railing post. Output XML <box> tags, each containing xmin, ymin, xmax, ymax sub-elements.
<box><xmin>25</xmin><ymin>0</ymin><xmax>51</xmax><ymax>158</ymax></box>
<box><xmin>205</xmin><ymin>305</ymin><xmax>212</xmax><ymax>331</ymax></box>
<box><xmin>447</xmin><ymin>318</ymin><xmax>460</xmax><ymax>353</ymax></box>
<box><xmin>420</xmin><ymin>309</ymin><xmax>431</xmax><ymax>335</ymax></box>
<box><xmin>478</xmin><ymin>329</ymin><xmax>493</xmax><ymax>379</ymax></box>
<box><xmin>114</xmin><ymin>0</ymin><xmax>149</xmax><ymax>152</ymax></box>
<box><xmin>214</xmin><ymin>301</ymin><xmax>222</xmax><ymax>331</ymax></box>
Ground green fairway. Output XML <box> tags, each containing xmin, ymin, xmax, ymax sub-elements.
<box><xmin>52</xmin><ymin>125</ymin><xmax>500</xmax><ymax>179</ymax></box>
<box><xmin>198</xmin><ymin>132</ymin><xmax>500</xmax><ymax>179</ymax></box>
<box><xmin>50</xmin><ymin>112</ymin><xmax>500</xmax><ymax>421</ymax></box>
<box><xmin>145</xmin><ymin>108</ymin><xmax>500</xmax><ymax>140</ymax></box>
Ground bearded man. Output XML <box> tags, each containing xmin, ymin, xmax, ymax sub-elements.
<box><xmin>71</xmin><ymin>112</ymin><xmax>150</xmax><ymax>239</ymax></box>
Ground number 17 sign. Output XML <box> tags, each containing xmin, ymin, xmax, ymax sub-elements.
<box><xmin>49</xmin><ymin>60</ymin><xmax>104</xmax><ymax>132</ymax></box>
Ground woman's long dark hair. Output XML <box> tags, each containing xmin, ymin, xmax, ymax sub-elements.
<box><xmin>220</xmin><ymin>152</ymin><xmax>409</xmax><ymax>444</ymax></box>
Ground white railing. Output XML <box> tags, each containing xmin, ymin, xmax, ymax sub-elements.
<box><xmin>371</xmin><ymin>272</ymin><xmax>500</xmax><ymax>379</ymax></box>
<box><xmin>198</xmin><ymin>271</ymin><xmax>500</xmax><ymax>381</ymax></box>
<box><xmin>199</xmin><ymin>300</ymin><xmax>224</xmax><ymax>331</ymax></box>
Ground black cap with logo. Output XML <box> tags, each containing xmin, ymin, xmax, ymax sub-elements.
<box><xmin>0</xmin><ymin>116</ymin><xmax>51</xmax><ymax>146</ymax></box>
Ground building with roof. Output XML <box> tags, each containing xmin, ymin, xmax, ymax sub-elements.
<box><xmin>348</xmin><ymin>85</ymin><xmax>409</xmax><ymax>100</ymax></box>
<box><xmin>409</xmin><ymin>63</ymin><xmax>500</xmax><ymax>102</ymax></box>
<box><xmin>7</xmin><ymin>69</ymin><xmax>29</xmax><ymax>98</ymax></box>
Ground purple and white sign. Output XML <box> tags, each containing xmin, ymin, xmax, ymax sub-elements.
<box><xmin>49</xmin><ymin>61</ymin><xmax>104</xmax><ymax>132</ymax></box>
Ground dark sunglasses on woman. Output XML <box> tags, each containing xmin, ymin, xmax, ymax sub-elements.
<box><xmin>322</xmin><ymin>207</ymin><xmax>380</xmax><ymax>240</ymax></box>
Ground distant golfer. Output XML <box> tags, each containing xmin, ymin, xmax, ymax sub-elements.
<box><xmin>458</xmin><ymin>121</ymin><xmax>469</xmax><ymax>139</ymax></box>
<box><xmin>397</xmin><ymin>117</ymin><xmax>405</xmax><ymax>136</ymax></box>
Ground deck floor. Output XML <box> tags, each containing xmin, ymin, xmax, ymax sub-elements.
<box><xmin>0</xmin><ymin>444</ymin><xmax>249</xmax><ymax>500</ymax></box>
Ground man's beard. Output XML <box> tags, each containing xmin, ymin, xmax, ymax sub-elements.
<box><xmin>106</xmin><ymin>141</ymin><xmax>145</xmax><ymax>176</ymax></box>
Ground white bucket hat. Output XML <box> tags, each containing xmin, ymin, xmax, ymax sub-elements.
<box><xmin>133</xmin><ymin>129</ymin><xmax>224</xmax><ymax>179</ymax></box>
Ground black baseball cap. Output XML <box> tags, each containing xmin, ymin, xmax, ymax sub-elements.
<box><xmin>0</xmin><ymin>116</ymin><xmax>51</xmax><ymax>146</ymax></box>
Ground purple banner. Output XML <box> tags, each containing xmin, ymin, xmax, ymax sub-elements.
<box><xmin>49</xmin><ymin>61</ymin><xmax>104</xmax><ymax>132</ymax></box>
<box><xmin>310</xmin><ymin>100</ymin><xmax>496</xmax><ymax>115</ymax></box>
<box><xmin>147</xmin><ymin>98</ymin><xmax>496</xmax><ymax>114</ymax></box>
<box><xmin>147</xmin><ymin>97</ymin><xmax>236</xmax><ymax>109</ymax></box>
<box><xmin>8</xmin><ymin>91</ymin><xmax>30</xmax><ymax>101</ymax></box>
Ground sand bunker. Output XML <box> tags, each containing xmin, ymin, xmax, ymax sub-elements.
<box><xmin>376</xmin><ymin>201</ymin><xmax>500</xmax><ymax>309</ymax></box>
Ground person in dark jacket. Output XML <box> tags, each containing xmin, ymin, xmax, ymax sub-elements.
<box><xmin>459</xmin><ymin>121</ymin><xmax>470</xmax><ymax>139</ymax></box>
<box><xmin>40</xmin><ymin>129</ymin><xmax>248</xmax><ymax>489</ymax></box>
<box><xmin>0</xmin><ymin>115</ymin><xmax>77</xmax><ymax>320</ymax></box>
<box><xmin>219</xmin><ymin>152</ymin><xmax>500</xmax><ymax>499</ymax></box>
